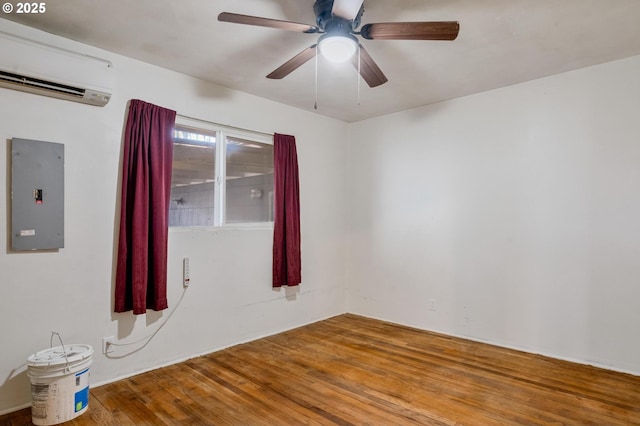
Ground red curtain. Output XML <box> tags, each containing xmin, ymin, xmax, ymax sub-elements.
<box><xmin>115</xmin><ymin>99</ymin><xmax>176</xmax><ymax>314</ymax></box>
<box><xmin>272</xmin><ymin>133</ymin><xmax>301</xmax><ymax>287</ymax></box>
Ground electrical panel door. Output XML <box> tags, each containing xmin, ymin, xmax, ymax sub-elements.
<box><xmin>11</xmin><ymin>138</ymin><xmax>64</xmax><ymax>251</ymax></box>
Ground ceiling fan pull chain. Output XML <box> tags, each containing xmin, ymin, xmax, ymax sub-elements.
<box><xmin>314</xmin><ymin>46</ymin><xmax>319</xmax><ymax>110</ymax></box>
<box><xmin>357</xmin><ymin>44</ymin><xmax>361</xmax><ymax>106</ymax></box>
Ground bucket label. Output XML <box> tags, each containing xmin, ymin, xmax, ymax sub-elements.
<box><xmin>74</xmin><ymin>387</ymin><xmax>89</xmax><ymax>413</ymax></box>
<box><xmin>74</xmin><ymin>368</ymin><xmax>90</xmax><ymax>413</ymax></box>
<box><xmin>30</xmin><ymin>383</ymin><xmax>50</xmax><ymax>419</ymax></box>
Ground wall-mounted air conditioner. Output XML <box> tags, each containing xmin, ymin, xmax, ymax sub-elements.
<box><xmin>0</xmin><ymin>31</ymin><xmax>113</xmax><ymax>107</ymax></box>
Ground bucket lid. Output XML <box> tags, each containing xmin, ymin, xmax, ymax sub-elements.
<box><xmin>27</xmin><ymin>344</ymin><xmax>93</xmax><ymax>367</ymax></box>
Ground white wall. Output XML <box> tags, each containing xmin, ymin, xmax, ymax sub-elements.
<box><xmin>0</xmin><ymin>20</ymin><xmax>349</xmax><ymax>413</ymax></box>
<box><xmin>347</xmin><ymin>55</ymin><xmax>640</xmax><ymax>375</ymax></box>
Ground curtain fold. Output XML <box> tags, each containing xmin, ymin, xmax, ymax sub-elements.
<box><xmin>115</xmin><ymin>99</ymin><xmax>176</xmax><ymax>314</ymax></box>
<box><xmin>272</xmin><ymin>133</ymin><xmax>301</xmax><ymax>287</ymax></box>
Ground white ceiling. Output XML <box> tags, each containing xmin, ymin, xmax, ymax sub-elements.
<box><xmin>4</xmin><ymin>0</ymin><xmax>640</xmax><ymax>122</ymax></box>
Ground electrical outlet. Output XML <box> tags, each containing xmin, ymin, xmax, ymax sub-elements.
<box><xmin>428</xmin><ymin>299</ymin><xmax>437</xmax><ymax>311</ymax></box>
<box><xmin>102</xmin><ymin>336</ymin><xmax>114</xmax><ymax>355</ymax></box>
<box><xmin>183</xmin><ymin>257</ymin><xmax>190</xmax><ymax>287</ymax></box>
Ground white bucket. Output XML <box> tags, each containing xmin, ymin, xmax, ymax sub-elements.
<box><xmin>27</xmin><ymin>344</ymin><xmax>93</xmax><ymax>426</ymax></box>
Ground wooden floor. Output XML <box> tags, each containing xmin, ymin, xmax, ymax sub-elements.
<box><xmin>2</xmin><ymin>314</ymin><xmax>640</xmax><ymax>425</ymax></box>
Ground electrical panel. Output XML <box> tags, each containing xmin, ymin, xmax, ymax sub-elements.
<box><xmin>11</xmin><ymin>138</ymin><xmax>64</xmax><ymax>251</ymax></box>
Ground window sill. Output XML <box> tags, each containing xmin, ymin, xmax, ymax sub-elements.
<box><xmin>170</xmin><ymin>223</ymin><xmax>274</xmax><ymax>232</ymax></box>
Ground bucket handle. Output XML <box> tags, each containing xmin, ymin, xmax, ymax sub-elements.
<box><xmin>50</xmin><ymin>331</ymin><xmax>71</xmax><ymax>373</ymax></box>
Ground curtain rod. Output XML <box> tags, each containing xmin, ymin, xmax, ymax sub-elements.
<box><xmin>176</xmin><ymin>113</ymin><xmax>274</xmax><ymax>137</ymax></box>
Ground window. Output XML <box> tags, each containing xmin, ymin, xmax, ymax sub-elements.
<box><xmin>169</xmin><ymin>119</ymin><xmax>274</xmax><ymax>227</ymax></box>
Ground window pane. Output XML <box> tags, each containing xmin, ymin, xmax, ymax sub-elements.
<box><xmin>170</xmin><ymin>126</ymin><xmax>216</xmax><ymax>226</ymax></box>
<box><xmin>225</xmin><ymin>136</ymin><xmax>274</xmax><ymax>223</ymax></box>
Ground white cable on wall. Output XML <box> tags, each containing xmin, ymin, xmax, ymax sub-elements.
<box><xmin>105</xmin><ymin>286</ymin><xmax>188</xmax><ymax>359</ymax></box>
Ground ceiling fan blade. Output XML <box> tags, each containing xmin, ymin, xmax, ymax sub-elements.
<box><xmin>351</xmin><ymin>45</ymin><xmax>388</xmax><ymax>88</ymax></box>
<box><xmin>361</xmin><ymin>21</ymin><xmax>460</xmax><ymax>41</ymax></box>
<box><xmin>331</xmin><ymin>0</ymin><xmax>364</xmax><ymax>21</ymax></box>
<box><xmin>267</xmin><ymin>45</ymin><xmax>318</xmax><ymax>80</ymax></box>
<box><xmin>218</xmin><ymin>12</ymin><xmax>319</xmax><ymax>33</ymax></box>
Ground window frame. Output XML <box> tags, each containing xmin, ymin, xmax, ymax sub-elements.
<box><xmin>172</xmin><ymin>116</ymin><xmax>274</xmax><ymax>229</ymax></box>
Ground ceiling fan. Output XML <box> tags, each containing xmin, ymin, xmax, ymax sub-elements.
<box><xmin>218</xmin><ymin>0</ymin><xmax>460</xmax><ymax>88</ymax></box>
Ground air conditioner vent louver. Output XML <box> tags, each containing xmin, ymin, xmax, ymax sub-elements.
<box><xmin>0</xmin><ymin>70</ymin><xmax>86</xmax><ymax>98</ymax></box>
<box><xmin>0</xmin><ymin>30</ymin><xmax>113</xmax><ymax>107</ymax></box>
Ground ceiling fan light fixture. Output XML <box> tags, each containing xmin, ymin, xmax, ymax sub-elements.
<box><xmin>318</xmin><ymin>33</ymin><xmax>358</xmax><ymax>63</ymax></box>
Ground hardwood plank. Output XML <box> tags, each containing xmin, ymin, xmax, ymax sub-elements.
<box><xmin>1</xmin><ymin>314</ymin><xmax>639</xmax><ymax>425</ymax></box>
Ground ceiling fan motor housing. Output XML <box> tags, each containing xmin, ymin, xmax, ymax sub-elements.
<box><xmin>314</xmin><ymin>0</ymin><xmax>363</xmax><ymax>31</ymax></box>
